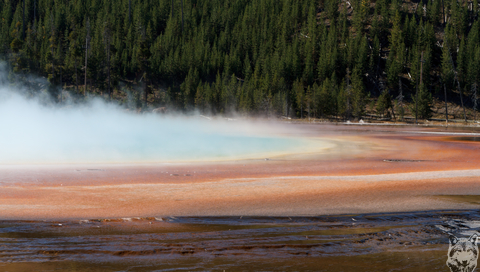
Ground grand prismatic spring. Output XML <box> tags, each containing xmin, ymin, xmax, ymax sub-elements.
<box><xmin>2</xmin><ymin>91</ymin><xmax>480</xmax><ymax>271</ymax></box>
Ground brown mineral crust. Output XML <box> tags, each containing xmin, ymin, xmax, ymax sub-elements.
<box><xmin>0</xmin><ymin>124</ymin><xmax>480</xmax><ymax>219</ymax></box>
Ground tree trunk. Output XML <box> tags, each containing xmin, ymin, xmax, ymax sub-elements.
<box><xmin>51</xmin><ymin>12</ymin><xmax>55</xmax><ymax>85</ymax></box>
<box><xmin>307</xmin><ymin>100</ymin><xmax>310</xmax><ymax>120</ymax></box>
<box><xmin>85</xmin><ymin>37</ymin><xmax>88</xmax><ymax>96</ymax></box>
<box><xmin>390</xmin><ymin>89</ymin><xmax>396</xmax><ymax>121</ymax></box>
<box><xmin>416</xmin><ymin>52</ymin><xmax>423</xmax><ymax>124</ymax></box>
<box><xmin>181</xmin><ymin>0</ymin><xmax>184</xmax><ymax>32</ymax></box>
<box><xmin>85</xmin><ymin>18</ymin><xmax>90</xmax><ymax>97</ymax></box>
<box><xmin>398</xmin><ymin>77</ymin><xmax>403</xmax><ymax>121</ymax></box>
<box><xmin>346</xmin><ymin>68</ymin><xmax>351</xmax><ymax>120</ymax></box>
<box><xmin>444</xmin><ymin>83</ymin><xmax>448</xmax><ymax>126</ymax></box>
<box><xmin>445</xmin><ymin>35</ymin><xmax>467</xmax><ymax>122</ymax></box>
<box><xmin>301</xmin><ymin>101</ymin><xmax>303</xmax><ymax>119</ymax></box>
<box><xmin>51</xmin><ymin>44</ymin><xmax>54</xmax><ymax>83</ymax></box>
<box><xmin>144</xmin><ymin>73</ymin><xmax>147</xmax><ymax>108</ymax></box>
<box><xmin>104</xmin><ymin>24</ymin><xmax>111</xmax><ymax>99</ymax></box>
<box><xmin>474</xmin><ymin>82</ymin><xmax>478</xmax><ymax>122</ymax></box>
<box><xmin>108</xmin><ymin>44</ymin><xmax>111</xmax><ymax>99</ymax></box>
<box><xmin>22</xmin><ymin>0</ymin><xmax>25</xmax><ymax>40</ymax></box>
<box><xmin>75</xmin><ymin>58</ymin><xmax>78</xmax><ymax>93</ymax></box>
<box><xmin>456</xmin><ymin>79</ymin><xmax>467</xmax><ymax>122</ymax></box>
<box><xmin>441</xmin><ymin>0</ymin><xmax>446</xmax><ymax>26</ymax></box>
<box><xmin>286</xmin><ymin>91</ymin><xmax>290</xmax><ymax>117</ymax></box>
<box><xmin>60</xmin><ymin>65</ymin><xmax>63</xmax><ymax>103</ymax></box>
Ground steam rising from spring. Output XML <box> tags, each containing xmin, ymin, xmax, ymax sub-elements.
<box><xmin>0</xmin><ymin>71</ymin><xmax>323</xmax><ymax>164</ymax></box>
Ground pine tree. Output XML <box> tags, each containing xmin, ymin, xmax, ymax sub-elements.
<box><xmin>84</xmin><ymin>17</ymin><xmax>91</xmax><ymax>96</ymax></box>
<box><xmin>376</xmin><ymin>90</ymin><xmax>392</xmax><ymax>117</ymax></box>
<box><xmin>293</xmin><ymin>79</ymin><xmax>304</xmax><ymax>118</ymax></box>
<box><xmin>0</xmin><ymin>0</ymin><xmax>478</xmax><ymax>118</ymax></box>
<box><xmin>66</xmin><ymin>26</ymin><xmax>81</xmax><ymax>93</ymax></box>
<box><xmin>350</xmin><ymin>67</ymin><xmax>366</xmax><ymax>119</ymax></box>
<box><xmin>386</xmin><ymin>10</ymin><xmax>404</xmax><ymax>88</ymax></box>
<box><xmin>411</xmin><ymin>83</ymin><xmax>433</xmax><ymax>119</ymax></box>
<box><xmin>182</xmin><ymin>67</ymin><xmax>199</xmax><ymax>110</ymax></box>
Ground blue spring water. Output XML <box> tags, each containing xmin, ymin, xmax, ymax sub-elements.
<box><xmin>0</xmin><ymin>94</ymin><xmax>319</xmax><ymax>163</ymax></box>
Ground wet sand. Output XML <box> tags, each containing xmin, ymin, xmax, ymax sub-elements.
<box><xmin>1</xmin><ymin>123</ymin><xmax>480</xmax><ymax>219</ymax></box>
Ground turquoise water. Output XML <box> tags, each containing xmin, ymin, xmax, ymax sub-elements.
<box><xmin>0</xmin><ymin>95</ymin><xmax>319</xmax><ymax>163</ymax></box>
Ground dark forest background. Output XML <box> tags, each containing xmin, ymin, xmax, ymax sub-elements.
<box><xmin>1</xmin><ymin>0</ymin><xmax>479</xmax><ymax>120</ymax></box>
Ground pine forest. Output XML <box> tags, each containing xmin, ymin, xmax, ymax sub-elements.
<box><xmin>1</xmin><ymin>0</ymin><xmax>480</xmax><ymax>121</ymax></box>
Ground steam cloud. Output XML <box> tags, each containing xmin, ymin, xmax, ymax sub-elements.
<box><xmin>0</xmin><ymin>66</ymin><xmax>312</xmax><ymax>164</ymax></box>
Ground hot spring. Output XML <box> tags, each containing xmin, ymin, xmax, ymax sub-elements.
<box><xmin>0</xmin><ymin>91</ymin><xmax>332</xmax><ymax>164</ymax></box>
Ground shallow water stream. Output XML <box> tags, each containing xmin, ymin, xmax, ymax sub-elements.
<box><xmin>1</xmin><ymin>210</ymin><xmax>478</xmax><ymax>271</ymax></box>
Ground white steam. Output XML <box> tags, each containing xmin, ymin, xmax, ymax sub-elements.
<box><xmin>0</xmin><ymin>69</ymin><xmax>319</xmax><ymax>164</ymax></box>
